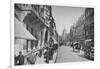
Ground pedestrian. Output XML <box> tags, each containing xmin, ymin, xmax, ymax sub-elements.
<box><xmin>48</xmin><ymin>38</ymin><xmax>54</xmax><ymax>60</ymax></box>
<box><xmin>44</xmin><ymin>47</ymin><xmax>49</xmax><ymax>63</ymax></box>
<box><xmin>27</xmin><ymin>52</ymin><xmax>36</xmax><ymax>64</ymax></box>
<box><xmin>39</xmin><ymin>49</ymin><xmax>42</xmax><ymax>57</ymax></box>
<box><xmin>17</xmin><ymin>51</ymin><xmax>25</xmax><ymax>65</ymax></box>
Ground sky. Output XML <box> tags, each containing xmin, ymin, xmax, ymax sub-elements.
<box><xmin>52</xmin><ymin>6</ymin><xmax>85</xmax><ymax>36</ymax></box>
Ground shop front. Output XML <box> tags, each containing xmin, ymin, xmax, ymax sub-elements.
<box><xmin>14</xmin><ymin>18</ymin><xmax>36</xmax><ymax>56</ymax></box>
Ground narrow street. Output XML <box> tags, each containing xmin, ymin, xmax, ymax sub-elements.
<box><xmin>56</xmin><ymin>46</ymin><xmax>89</xmax><ymax>63</ymax></box>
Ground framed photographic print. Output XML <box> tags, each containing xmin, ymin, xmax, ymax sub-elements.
<box><xmin>10</xmin><ymin>0</ymin><xmax>94</xmax><ymax>69</ymax></box>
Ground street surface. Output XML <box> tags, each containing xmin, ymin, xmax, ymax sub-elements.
<box><xmin>26</xmin><ymin>45</ymin><xmax>89</xmax><ymax>65</ymax></box>
<box><xmin>56</xmin><ymin>45</ymin><xmax>89</xmax><ymax>63</ymax></box>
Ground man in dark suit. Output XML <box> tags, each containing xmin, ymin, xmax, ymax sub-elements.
<box><xmin>17</xmin><ymin>51</ymin><xmax>25</xmax><ymax>65</ymax></box>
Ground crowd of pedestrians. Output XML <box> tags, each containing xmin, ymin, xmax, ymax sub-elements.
<box><xmin>14</xmin><ymin>37</ymin><xmax>58</xmax><ymax>65</ymax></box>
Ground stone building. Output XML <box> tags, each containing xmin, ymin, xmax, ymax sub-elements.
<box><xmin>69</xmin><ymin>8</ymin><xmax>94</xmax><ymax>45</ymax></box>
<box><xmin>84</xmin><ymin>8</ymin><xmax>94</xmax><ymax>40</ymax></box>
<box><xmin>61</xmin><ymin>28</ymin><xmax>67</xmax><ymax>43</ymax></box>
<box><xmin>14</xmin><ymin>3</ymin><xmax>57</xmax><ymax>56</ymax></box>
<box><xmin>73</xmin><ymin>14</ymin><xmax>85</xmax><ymax>42</ymax></box>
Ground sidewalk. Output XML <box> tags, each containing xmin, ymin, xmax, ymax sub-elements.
<box><xmin>35</xmin><ymin>52</ymin><xmax>57</xmax><ymax>64</ymax></box>
<box><xmin>35</xmin><ymin>54</ymin><xmax>46</xmax><ymax>64</ymax></box>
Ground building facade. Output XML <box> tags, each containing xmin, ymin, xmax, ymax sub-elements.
<box><xmin>84</xmin><ymin>8</ymin><xmax>94</xmax><ymax>40</ymax></box>
<box><xmin>14</xmin><ymin>3</ymin><xmax>58</xmax><ymax>56</ymax></box>
<box><xmin>69</xmin><ymin>8</ymin><xmax>94</xmax><ymax>45</ymax></box>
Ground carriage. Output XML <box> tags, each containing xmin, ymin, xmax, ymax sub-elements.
<box><xmin>73</xmin><ymin>42</ymin><xmax>81</xmax><ymax>52</ymax></box>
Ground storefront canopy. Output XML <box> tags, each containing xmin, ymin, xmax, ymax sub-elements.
<box><xmin>14</xmin><ymin>18</ymin><xmax>36</xmax><ymax>40</ymax></box>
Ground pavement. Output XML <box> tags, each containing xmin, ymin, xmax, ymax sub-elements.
<box><xmin>25</xmin><ymin>45</ymin><xmax>89</xmax><ymax>65</ymax></box>
<box><xmin>56</xmin><ymin>45</ymin><xmax>89</xmax><ymax>63</ymax></box>
<box><xmin>35</xmin><ymin>51</ymin><xmax>57</xmax><ymax>64</ymax></box>
<box><xmin>35</xmin><ymin>54</ymin><xmax>46</xmax><ymax>64</ymax></box>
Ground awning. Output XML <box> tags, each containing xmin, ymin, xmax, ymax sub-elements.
<box><xmin>14</xmin><ymin>18</ymin><xmax>36</xmax><ymax>40</ymax></box>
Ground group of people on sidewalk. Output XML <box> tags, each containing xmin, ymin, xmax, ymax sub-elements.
<box><xmin>14</xmin><ymin>38</ymin><xmax>58</xmax><ymax>66</ymax></box>
<box><xmin>44</xmin><ymin>38</ymin><xmax>58</xmax><ymax>63</ymax></box>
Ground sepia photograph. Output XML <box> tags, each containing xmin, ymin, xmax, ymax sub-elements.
<box><xmin>14</xmin><ymin>3</ymin><xmax>94</xmax><ymax>66</ymax></box>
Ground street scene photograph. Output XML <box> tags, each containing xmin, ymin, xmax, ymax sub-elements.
<box><xmin>14</xmin><ymin>3</ymin><xmax>94</xmax><ymax>66</ymax></box>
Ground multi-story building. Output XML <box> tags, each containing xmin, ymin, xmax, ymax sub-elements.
<box><xmin>84</xmin><ymin>8</ymin><xmax>94</xmax><ymax>40</ymax></box>
<box><xmin>14</xmin><ymin>3</ymin><xmax>57</xmax><ymax>56</ymax></box>
<box><xmin>73</xmin><ymin>14</ymin><xmax>85</xmax><ymax>42</ymax></box>
<box><xmin>14</xmin><ymin>4</ymin><xmax>36</xmax><ymax>56</ymax></box>
<box><xmin>61</xmin><ymin>28</ymin><xmax>67</xmax><ymax>43</ymax></box>
<box><xmin>69</xmin><ymin>8</ymin><xmax>94</xmax><ymax>45</ymax></box>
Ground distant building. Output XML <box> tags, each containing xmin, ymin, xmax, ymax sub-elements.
<box><xmin>61</xmin><ymin>28</ymin><xmax>67</xmax><ymax>43</ymax></box>
<box><xmin>73</xmin><ymin>14</ymin><xmax>85</xmax><ymax>42</ymax></box>
<box><xmin>69</xmin><ymin>8</ymin><xmax>94</xmax><ymax>44</ymax></box>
